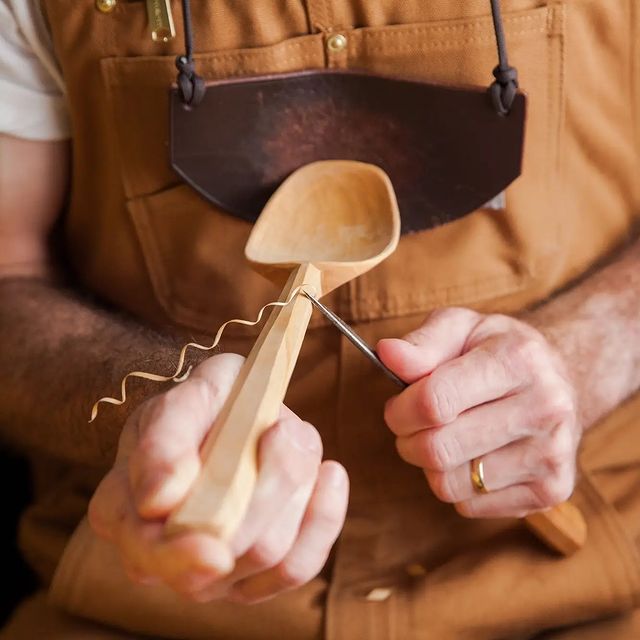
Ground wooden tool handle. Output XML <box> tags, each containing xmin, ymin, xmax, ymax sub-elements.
<box><xmin>524</xmin><ymin>501</ymin><xmax>587</xmax><ymax>555</ymax></box>
<box><xmin>167</xmin><ymin>263</ymin><xmax>321</xmax><ymax>540</ymax></box>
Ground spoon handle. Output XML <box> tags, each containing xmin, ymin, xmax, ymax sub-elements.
<box><xmin>166</xmin><ymin>263</ymin><xmax>321</xmax><ymax>540</ymax></box>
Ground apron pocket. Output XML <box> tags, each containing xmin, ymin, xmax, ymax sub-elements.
<box><xmin>128</xmin><ymin>184</ymin><xmax>274</xmax><ymax>332</ymax></box>
<box><xmin>127</xmin><ymin>184</ymin><xmax>340</xmax><ymax>332</ymax></box>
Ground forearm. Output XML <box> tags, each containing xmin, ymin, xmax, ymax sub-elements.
<box><xmin>0</xmin><ymin>277</ymin><xmax>197</xmax><ymax>467</ymax></box>
<box><xmin>526</xmin><ymin>237</ymin><xmax>640</xmax><ymax>430</ymax></box>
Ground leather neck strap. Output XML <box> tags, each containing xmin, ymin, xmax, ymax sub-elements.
<box><xmin>174</xmin><ymin>0</ymin><xmax>519</xmax><ymax>115</ymax></box>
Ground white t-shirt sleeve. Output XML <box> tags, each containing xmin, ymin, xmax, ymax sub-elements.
<box><xmin>0</xmin><ymin>0</ymin><xmax>70</xmax><ymax>140</ymax></box>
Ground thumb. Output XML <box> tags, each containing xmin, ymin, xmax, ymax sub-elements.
<box><xmin>129</xmin><ymin>353</ymin><xmax>244</xmax><ymax>519</ymax></box>
<box><xmin>377</xmin><ymin>308</ymin><xmax>480</xmax><ymax>383</ymax></box>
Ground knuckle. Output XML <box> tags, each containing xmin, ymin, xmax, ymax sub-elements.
<box><xmin>539</xmin><ymin>428</ymin><xmax>575</xmax><ymax>474</ymax></box>
<box><xmin>539</xmin><ymin>388</ymin><xmax>575</xmax><ymax>426</ymax></box>
<box><xmin>426</xmin><ymin>307</ymin><xmax>468</xmax><ymax>325</ymax></box>
<box><xmin>209</xmin><ymin>352</ymin><xmax>246</xmax><ymax>370</ymax></box>
<box><xmin>425</xmin><ymin>307</ymin><xmax>452</xmax><ymax>322</ymax></box>
<box><xmin>477</xmin><ymin>313</ymin><xmax>511</xmax><ymax>335</ymax></box>
<box><xmin>408</xmin><ymin>308</ymin><xmax>469</xmax><ymax>345</ymax></box>
<box><xmin>420</xmin><ymin>430</ymin><xmax>459</xmax><ymax>472</ymax></box>
<box><xmin>186</xmin><ymin>374</ymin><xmax>234</xmax><ymax>417</ymax></box>
<box><xmin>507</xmin><ymin>333</ymin><xmax>548</xmax><ymax>372</ymax></box>
<box><xmin>131</xmin><ymin>436</ymin><xmax>177</xmax><ymax>484</ymax></box>
<box><xmin>515</xmin><ymin>337</ymin><xmax>543</xmax><ymax>367</ymax></box>
<box><xmin>193</xmin><ymin>353</ymin><xmax>245</xmax><ymax>385</ymax></box>
<box><xmin>420</xmin><ymin>374</ymin><xmax>457</xmax><ymax>425</ymax></box>
<box><xmin>261</xmin><ymin>426</ymin><xmax>320</xmax><ymax>488</ymax></box>
<box><xmin>471</xmin><ymin>313</ymin><xmax>512</xmax><ymax>343</ymax></box>
<box><xmin>190</xmin><ymin>375</ymin><xmax>221</xmax><ymax>408</ymax></box>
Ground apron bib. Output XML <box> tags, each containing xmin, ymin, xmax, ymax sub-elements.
<box><xmin>31</xmin><ymin>1</ymin><xmax>640</xmax><ymax>637</ymax></box>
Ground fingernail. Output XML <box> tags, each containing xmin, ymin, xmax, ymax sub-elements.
<box><xmin>325</xmin><ymin>463</ymin><xmax>347</xmax><ymax>488</ymax></box>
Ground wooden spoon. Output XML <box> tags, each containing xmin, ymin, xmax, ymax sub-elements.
<box><xmin>167</xmin><ymin>159</ymin><xmax>586</xmax><ymax>556</ymax></box>
<box><xmin>167</xmin><ymin>161</ymin><xmax>400</xmax><ymax>540</ymax></box>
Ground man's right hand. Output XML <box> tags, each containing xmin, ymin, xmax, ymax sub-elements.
<box><xmin>88</xmin><ymin>353</ymin><xmax>349</xmax><ymax>604</ymax></box>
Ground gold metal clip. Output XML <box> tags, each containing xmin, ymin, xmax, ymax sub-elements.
<box><xmin>146</xmin><ymin>0</ymin><xmax>175</xmax><ymax>42</ymax></box>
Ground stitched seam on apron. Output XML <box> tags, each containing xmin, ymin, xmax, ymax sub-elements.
<box><xmin>103</xmin><ymin>37</ymin><xmax>324</xmax><ymax>69</ymax></box>
<box><xmin>363</xmin><ymin>13</ymin><xmax>546</xmax><ymax>31</ymax></box>
<box><xmin>543</xmin><ymin>1</ymin><xmax>564</xmax><ymax>298</ymax></box>
<box><xmin>354</xmin><ymin>14</ymin><xmax>547</xmax><ymax>38</ymax></box>
<box><xmin>206</xmin><ymin>58</ymin><xmax>321</xmax><ymax>76</ymax></box>
<box><xmin>353</xmin><ymin>273</ymin><xmax>529</xmax><ymax>302</ymax></box>
<box><xmin>306</xmin><ymin>0</ymin><xmax>329</xmax><ymax>32</ymax></box>
<box><xmin>351</xmin><ymin>33</ymin><xmax>547</xmax><ymax>55</ymax></box>
<box><xmin>357</xmin><ymin>28</ymin><xmax>546</xmax><ymax>45</ymax></box>
<box><xmin>128</xmin><ymin>201</ymin><xmax>175</xmax><ymax>314</ymax></box>
<box><xmin>323</xmin><ymin>0</ymin><xmax>335</xmax><ymax>31</ymax></box>
<box><xmin>550</xmin><ymin>2</ymin><xmax>565</xmax><ymax>177</ymax></box>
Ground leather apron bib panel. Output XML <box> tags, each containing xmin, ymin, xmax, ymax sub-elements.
<box><xmin>169</xmin><ymin>72</ymin><xmax>526</xmax><ymax>234</ymax></box>
<box><xmin>20</xmin><ymin>1</ymin><xmax>640</xmax><ymax>638</ymax></box>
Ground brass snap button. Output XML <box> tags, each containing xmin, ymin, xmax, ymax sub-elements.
<box><xmin>96</xmin><ymin>0</ymin><xmax>116</xmax><ymax>13</ymax></box>
<box><xmin>326</xmin><ymin>33</ymin><xmax>348</xmax><ymax>54</ymax></box>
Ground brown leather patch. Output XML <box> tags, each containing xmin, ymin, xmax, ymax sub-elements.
<box><xmin>170</xmin><ymin>70</ymin><xmax>525</xmax><ymax>234</ymax></box>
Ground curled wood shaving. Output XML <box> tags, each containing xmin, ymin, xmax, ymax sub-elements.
<box><xmin>89</xmin><ymin>285</ymin><xmax>315</xmax><ymax>422</ymax></box>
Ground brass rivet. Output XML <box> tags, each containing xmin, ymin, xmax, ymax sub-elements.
<box><xmin>96</xmin><ymin>0</ymin><xmax>116</xmax><ymax>13</ymax></box>
<box><xmin>326</xmin><ymin>33</ymin><xmax>348</xmax><ymax>53</ymax></box>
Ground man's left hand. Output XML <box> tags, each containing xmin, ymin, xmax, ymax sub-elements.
<box><xmin>377</xmin><ymin>307</ymin><xmax>581</xmax><ymax>519</ymax></box>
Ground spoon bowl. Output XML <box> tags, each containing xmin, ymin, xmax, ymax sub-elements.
<box><xmin>246</xmin><ymin>160</ymin><xmax>400</xmax><ymax>295</ymax></box>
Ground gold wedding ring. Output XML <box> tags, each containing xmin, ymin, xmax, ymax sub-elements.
<box><xmin>470</xmin><ymin>457</ymin><xmax>489</xmax><ymax>494</ymax></box>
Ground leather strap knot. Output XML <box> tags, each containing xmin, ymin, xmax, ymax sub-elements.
<box><xmin>175</xmin><ymin>55</ymin><xmax>205</xmax><ymax>107</ymax></box>
<box><xmin>490</xmin><ymin>64</ymin><xmax>519</xmax><ymax>116</ymax></box>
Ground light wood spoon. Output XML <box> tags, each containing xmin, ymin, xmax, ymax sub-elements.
<box><xmin>167</xmin><ymin>159</ymin><xmax>586</xmax><ymax>556</ymax></box>
<box><xmin>167</xmin><ymin>160</ymin><xmax>400</xmax><ymax>540</ymax></box>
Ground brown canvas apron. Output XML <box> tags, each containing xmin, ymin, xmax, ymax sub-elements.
<box><xmin>6</xmin><ymin>1</ymin><xmax>640</xmax><ymax>638</ymax></box>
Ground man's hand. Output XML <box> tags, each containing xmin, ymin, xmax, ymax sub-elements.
<box><xmin>378</xmin><ymin>308</ymin><xmax>581</xmax><ymax>520</ymax></box>
<box><xmin>88</xmin><ymin>353</ymin><xmax>349</xmax><ymax>604</ymax></box>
